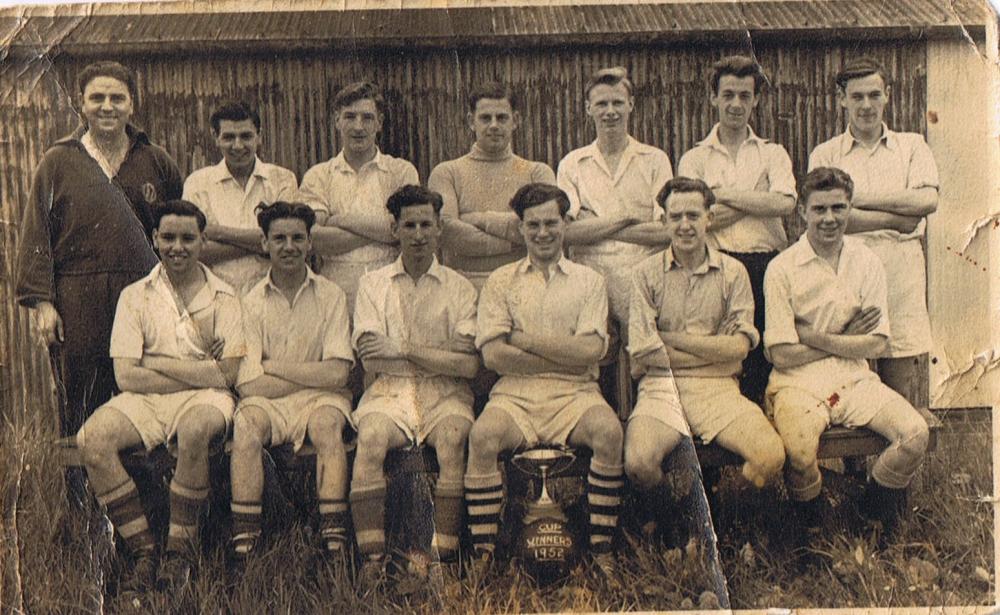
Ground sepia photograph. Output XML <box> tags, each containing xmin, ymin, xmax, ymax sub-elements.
<box><xmin>0</xmin><ymin>0</ymin><xmax>996</xmax><ymax>612</ymax></box>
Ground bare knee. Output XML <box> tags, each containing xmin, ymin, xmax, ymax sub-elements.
<box><xmin>78</xmin><ymin>424</ymin><xmax>119</xmax><ymax>471</ymax></box>
<box><xmin>624</xmin><ymin>449</ymin><xmax>663</xmax><ymax>490</ymax></box>
<box><xmin>308</xmin><ymin>410</ymin><xmax>346</xmax><ymax>452</ymax></box>
<box><xmin>232</xmin><ymin>410</ymin><xmax>267</xmax><ymax>454</ymax></box>
<box><xmin>783</xmin><ymin>438</ymin><xmax>818</xmax><ymax>475</ymax></box>
<box><xmin>433</xmin><ymin>422</ymin><xmax>470</xmax><ymax>469</ymax></box>
<box><xmin>587</xmin><ymin>414</ymin><xmax>624</xmax><ymax>463</ymax></box>
<box><xmin>175</xmin><ymin>410</ymin><xmax>222</xmax><ymax>455</ymax></box>
<box><xmin>467</xmin><ymin>417</ymin><xmax>505</xmax><ymax>465</ymax></box>
<box><xmin>354</xmin><ymin>422</ymin><xmax>391</xmax><ymax>473</ymax></box>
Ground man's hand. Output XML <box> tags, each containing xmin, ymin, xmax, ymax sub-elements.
<box><xmin>842</xmin><ymin>306</ymin><xmax>881</xmax><ymax>335</ymax></box>
<box><xmin>35</xmin><ymin>301</ymin><xmax>64</xmax><ymax>346</ymax></box>
<box><xmin>209</xmin><ymin>337</ymin><xmax>226</xmax><ymax>361</ymax></box>
<box><xmin>708</xmin><ymin>203</ymin><xmax>744</xmax><ymax>230</ymax></box>
<box><xmin>716</xmin><ymin>313</ymin><xmax>742</xmax><ymax>336</ymax></box>
<box><xmin>357</xmin><ymin>332</ymin><xmax>407</xmax><ymax>361</ymax></box>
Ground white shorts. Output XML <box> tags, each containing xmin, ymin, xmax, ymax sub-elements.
<box><xmin>104</xmin><ymin>388</ymin><xmax>234</xmax><ymax>452</ymax></box>
<box><xmin>676</xmin><ymin>377</ymin><xmax>766</xmax><ymax>443</ymax></box>
<box><xmin>353</xmin><ymin>375</ymin><xmax>474</xmax><ymax>445</ymax></box>
<box><xmin>767</xmin><ymin>372</ymin><xmax>905</xmax><ymax>431</ymax></box>
<box><xmin>487</xmin><ymin>377</ymin><xmax>610</xmax><ymax>446</ymax></box>
<box><xmin>628</xmin><ymin>375</ymin><xmax>690</xmax><ymax>438</ymax></box>
<box><xmin>237</xmin><ymin>389</ymin><xmax>353</xmax><ymax>453</ymax></box>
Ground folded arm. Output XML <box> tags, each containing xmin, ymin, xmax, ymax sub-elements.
<box><xmin>611</xmin><ymin>222</ymin><xmax>672</xmax><ymax>247</ymax></box>
<box><xmin>140</xmin><ymin>355</ymin><xmax>238</xmax><ymax>388</ymax></box>
<box><xmin>264</xmin><ymin>358</ymin><xmax>351</xmax><ymax>390</ymax></box>
<box><xmin>205</xmin><ymin>224</ymin><xmax>265</xmax><ymax>251</ymax></box>
<box><xmin>508</xmin><ymin>330</ymin><xmax>604</xmax><ymax>367</ymax></box>
<box><xmin>659</xmin><ymin>331</ymin><xmax>751</xmax><ymax>363</ymax></box>
<box><xmin>442</xmin><ymin>217</ymin><xmax>517</xmax><ymax>257</ymax></box>
<box><xmin>326</xmin><ymin>211</ymin><xmax>395</xmax><ymax>244</ymax></box>
<box><xmin>237</xmin><ymin>374</ymin><xmax>305</xmax><ymax>399</ymax></box>
<box><xmin>714</xmin><ymin>188</ymin><xmax>795</xmax><ymax>218</ymax></box>
<box><xmin>846</xmin><ymin>209</ymin><xmax>922</xmax><ymax>234</ymax></box>
<box><xmin>114</xmin><ymin>357</ymin><xmax>197</xmax><ymax>394</ymax></box>
<box><xmin>481</xmin><ymin>338</ymin><xmax>588</xmax><ymax>376</ymax></box>
<box><xmin>564</xmin><ymin>214</ymin><xmax>640</xmax><ymax>245</ymax></box>
<box><xmin>852</xmin><ymin>187</ymin><xmax>938</xmax><ymax>217</ymax></box>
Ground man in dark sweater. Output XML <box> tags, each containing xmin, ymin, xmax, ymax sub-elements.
<box><xmin>15</xmin><ymin>61</ymin><xmax>182</xmax><ymax>504</ymax></box>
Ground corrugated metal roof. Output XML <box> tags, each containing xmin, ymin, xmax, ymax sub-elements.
<box><xmin>1</xmin><ymin>0</ymin><xmax>991</xmax><ymax>56</ymax></box>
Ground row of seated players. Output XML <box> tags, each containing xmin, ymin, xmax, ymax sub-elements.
<box><xmin>75</xmin><ymin>173</ymin><xmax>930</xmax><ymax>598</ymax></box>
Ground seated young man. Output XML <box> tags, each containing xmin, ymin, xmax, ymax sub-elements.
<box><xmin>625</xmin><ymin>177</ymin><xmax>785</xmax><ymax>535</ymax></box>
<box><xmin>764</xmin><ymin>167</ymin><xmax>930</xmax><ymax>533</ymax></box>
<box><xmin>76</xmin><ymin>200</ymin><xmax>244</xmax><ymax>595</ymax></box>
<box><xmin>349</xmin><ymin>185</ymin><xmax>479</xmax><ymax>593</ymax></box>
<box><xmin>228</xmin><ymin>201</ymin><xmax>354</xmax><ymax>571</ymax></box>
<box><xmin>466</xmin><ymin>182</ymin><xmax>624</xmax><ymax>578</ymax></box>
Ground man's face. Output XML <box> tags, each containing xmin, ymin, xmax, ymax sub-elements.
<box><xmin>81</xmin><ymin>76</ymin><xmax>134</xmax><ymax>139</ymax></box>
<box><xmin>802</xmin><ymin>188</ymin><xmax>851</xmax><ymax>250</ymax></box>
<box><xmin>520</xmin><ymin>199</ymin><xmax>566</xmax><ymax>264</ymax></box>
<box><xmin>263</xmin><ymin>217</ymin><xmax>311</xmax><ymax>276</ymax></box>
<box><xmin>711</xmin><ymin>74</ymin><xmax>759</xmax><ymax>132</ymax></box>
<box><xmin>154</xmin><ymin>214</ymin><xmax>205</xmax><ymax>276</ymax></box>
<box><xmin>468</xmin><ymin>97</ymin><xmax>519</xmax><ymax>155</ymax></box>
<box><xmin>663</xmin><ymin>191</ymin><xmax>710</xmax><ymax>255</ymax></box>
<box><xmin>215</xmin><ymin>119</ymin><xmax>260</xmax><ymax>177</ymax></box>
<box><xmin>585</xmin><ymin>82</ymin><xmax>633</xmax><ymax>138</ymax></box>
<box><xmin>335</xmin><ymin>98</ymin><xmax>382</xmax><ymax>157</ymax></box>
<box><xmin>839</xmin><ymin>73</ymin><xmax>889</xmax><ymax>137</ymax></box>
<box><xmin>392</xmin><ymin>203</ymin><xmax>441</xmax><ymax>261</ymax></box>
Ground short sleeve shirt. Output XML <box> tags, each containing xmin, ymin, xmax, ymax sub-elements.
<box><xmin>183</xmin><ymin>158</ymin><xmax>299</xmax><ymax>290</ymax></box>
<box><xmin>238</xmin><ymin>268</ymin><xmax>354</xmax><ymax>386</ymax></box>
<box><xmin>763</xmin><ymin>235</ymin><xmax>890</xmax><ymax>392</ymax></box>
<box><xmin>677</xmin><ymin>124</ymin><xmax>796</xmax><ymax>253</ymax></box>
<box><xmin>299</xmin><ymin>150</ymin><xmax>418</xmax><ymax>265</ymax></box>
<box><xmin>353</xmin><ymin>256</ymin><xmax>478</xmax><ymax>379</ymax></box>
<box><xmin>628</xmin><ymin>247</ymin><xmax>758</xmax><ymax>378</ymax></box>
<box><xmin>110</xmin><ymin>263</ymin><xmax>245</xmax><ymax>361</ymax></box>
<box><xmin>476</xmin><ymin>256</ymin><xmax>609</xmax><ymax>382</ymax></box>
<box><xmin>557</xmin><ymin>137</ymin><xmax>673</xmax><ymax>261</ymax></box>
<box><xmin>808</xmin><ymin>125</ymin><xmax>939</xmax><ymax>242</ymax></box>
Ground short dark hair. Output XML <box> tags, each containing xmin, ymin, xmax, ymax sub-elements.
<box><xmin>584</xmin><ymin>66</ymin><xmax>633</xmax><ymax>99</ymax></box>
<box><xmin>334</xmin><ymin>81</ymin><xmax>385</xmax><ymax>116</ymax></box>
<box><xmin>509</xmin><ymin>183</ymin><xmax>570</xmax><ymax>220</ymax></box>
<box><xmin>78</xmin><ymin>61</ymin><xmax>139</xmax><ymax>107</ymax></box>
<box><xmin>255</xmin><ymin>201</ymin><xmax>316</xmax><ymax>236</ymax></box>
<box><xmin>468</xmin><ymin>82</ymin><xmax>518</xmax><ymax>112</ymax></box>
<box><xmin>799</xmin><ymin>167</ymin><xmax>855</xmax><ymax>205</ymax></box>
<box><xmin>154</xmin><ymin>200</ymin><xmax>207</xmax><ymax>232</ymax></box>
<box><xmin>710</xmin><ymin>55</ymin><xmax>767</xmax><ymax>95</ymax></box>
<box><xmin>385</xmin><ymin>185</ymin><xmax>444</xmax><ymax>221</ymax></box>
<box><xmin>835</xmin><ymin>58</ymin><xmax>891</xmax><ymax>91</ymax></box>
<box><xmin>656</xmin><ymin>177</ymin><xmax>716</xmax><ymax>211</ymax></box>
<box><xmin>210</xmin><ymin>101</ymin><xmax>261</xmax><ymax>134</ymax></box>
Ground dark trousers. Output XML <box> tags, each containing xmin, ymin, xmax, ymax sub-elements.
<box><xmin>720</xmin><ymin>250</ymin><xmax>778</xmax><ymax>404</ymax></box>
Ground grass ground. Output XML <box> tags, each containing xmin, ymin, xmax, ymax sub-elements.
<box><xmin>1</xmin><ymin>406</ymin><xmax>993</xmax><ymax>613</ymax></box>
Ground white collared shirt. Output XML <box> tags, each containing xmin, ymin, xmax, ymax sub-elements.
<box><xmin>678</xmin><ymin>124</ymin><xmax>796</xmax><ymax>253</ymax></box>
<box><xmin>182</xmin><ymin>158</ymin><xmax>299</xmax><ymax>291</ymax></box>
<box><xmin>110</xmin><ymin>262</ymin><xmax>245</xmax><ymax>361</ymax></box>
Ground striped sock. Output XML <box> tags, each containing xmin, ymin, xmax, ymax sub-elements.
<box><xmin>465</xmin><ymin>471</ymin><xmax>503</xmax><ymax>556</ymax></box>
<box><xmin>166</xmin><ymin>479</ymin><xmax>208</xmax><ymax>556</ymax></box>
<box><xmin>318</xmin><ymin>498</ymin><xmax>350</xmax><ymax>553</ymax></box>
<box><xmin>431</xmin><ymin>479</ymin><xmax>463</xmax><ymax>562</ymax></box>
<box><xmin>230</xmin><ymin>500</ymin><xmax>262</xmax><ymax>556</ymax></box>
<box><xmin>97</xmin><ymin>478</ymin><xmax>155</xmax><ymax>555</ymax></box>
<box><xmin>349</xmin><ymin>480</ymin><xmax>386</xmax><ymax>558</ymax></box>
<box><xmin>588</xmin><ymin>459</ymin><xmax>624</xmax><ymax>551</ymax></box>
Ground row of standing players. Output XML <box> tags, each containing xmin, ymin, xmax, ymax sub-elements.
<box><xmin>15</xmin><ymin>55</ymin><xmax>937</xmax><ymax>596</ymax></box>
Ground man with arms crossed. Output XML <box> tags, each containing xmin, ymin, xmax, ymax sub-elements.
<box><xmin>183</xmin><ymin>101</ymin><xmax>299</xmax><ymax>295</ymax></box>
<box><xmin>466</xmin><ymin>183</ymin><xmax>624</xmax><ymax>579</ymax></box>
<box><xmin>428</xmin><ymin>82</ymin><xmax>555</xmax><ymax>291</ymax></box>
<box><xmin>349</xmin><ymin>185</ymin><xmax>479</xmax><ymax>593</ymax></box>
<box><xmin>76</xmin><ymin>200</ymin><xmax>243</xmax><ymax>596</ymax></box>
<box><xmin>626</xmin><ymin>177</ymin><xmax>784</xmax><ymax>536</ymax></box>
<box><xmin>558</xmin><ymin>67</ymin><xmax>674</xmax><ymax>326</ymax></box>
<box><xmin>228</xmin><ymin>201</ymin><xmax>354</xmax><ymax>573</ymax></box>
<box><xmin>300</xmin><ymin>81</ymin><xmax>419</xmax><ymax>311</ymax></box>
<box><xmin>764</xmin><ymin>168</ymin><xmax>929</xmax><ymax>535</ymax></box>
<box><xmin>677</xmin><ymin>55</ymin><xmax>796</xmax><ymax>403</ymax></box>
<box><xmin>808</xmin><ymin>59</ymin><xmax>939</xmax><ymax>407</ymax></box>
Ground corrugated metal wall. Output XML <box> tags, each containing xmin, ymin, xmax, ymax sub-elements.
<box><xmin>0</xmin><ymin>40</ymin><xmax>928</xmax><ymax>425</ymax></box>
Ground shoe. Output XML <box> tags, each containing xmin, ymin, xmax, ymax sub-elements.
<box><xmin>859</xmin><ymin>481</ymin><xmax>907</xmax><ymax>546</ymax></box>
<box><xmin>225</xmin><ymin>546</ymin><xmax>253</xmax><ymax>589</ymax></box>
<box><xmin>119</xmin><ymin>549</ymin><xmax>157</xmax><ymax>597</ymax></box>
<box><xmin>590</xmin><ymin>547</ymin><xmax>621</xmax><ymax>589</ymax></box>
<box><xmin>356</xmin><ymin>556</ymin><xmax>386</xmax><ymax>597</ymax></box>
<box><xmin>156</xmin><ymin>553</ymin><xmax>193</xmax><ymax>593</ymax></box>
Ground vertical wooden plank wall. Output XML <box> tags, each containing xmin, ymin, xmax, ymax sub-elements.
<box><xmin>0</xmin><ymin>40</ymin><xmax>928</xmax><ymax>425</ymax></box>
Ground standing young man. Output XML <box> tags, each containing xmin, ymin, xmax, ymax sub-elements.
<box><xmin>764</xmin><ymin>168</ymin><xmax>929</xmax><ymax>534</ymax></box>
<box><xmin>428</xmin><ymin>82</ymin><xmax>556</xmax><ymax>291</ymax></box>
<box><xmin>300</xmin><ymin>81</ymin><xmax>419</xmax><ymax>311</ymax></box>
<box><xmin>677</xmin><ymin>55</ymin><xmax>797</xmax><ymax>403</ymax></box>
<box><xmin>626</xmin><ymin>177</ymin><xmax>784</xmax><ymax>534</ymax></box>
<box><xmin>466</xmin><ymin>183</ymin><xmax>624</xmax><ymax>579</ymax></box>
<box><xmin>183</xmin><ymin>101</ymin><xmax>299</xmax><ymax>295</ymax></box>
<box><xmin>228</xmin><ymin>201</ymin><xmax>354</xmax><ymax>571</ymax></box>
<box><xmin>76</xmin><ymin>200</ymin><xmax>244</xmax><ymax>595</ymax></box>
<box><xmin>16</xmin><ymin>61</ymin><xmax>183</xmax><ymax>451</ymax></box>
<box><xmin>558</xmin><ymin>67</ymin><xmax>674</xmax><ymax>326</ymax></box>
<box><xmin>349</xmin><ymin>185</ymin><xmax>479</xmax><ymax>593</ymax></box>
<box><xmin>808</xmin><ymin>59</ymin><xmax>939</xmax><ymax>407</ymax></box>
